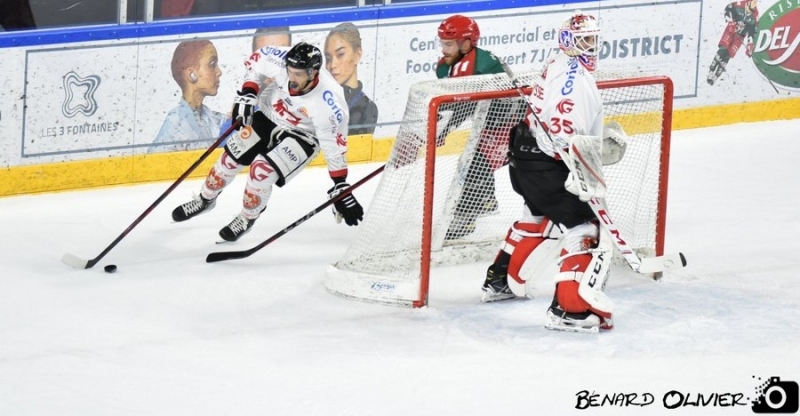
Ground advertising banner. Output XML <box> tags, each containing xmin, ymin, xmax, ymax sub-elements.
<box><xmin>0</xmin><ymin>0</ymin><xmax>797</xmax><ymax>191</ymax></box>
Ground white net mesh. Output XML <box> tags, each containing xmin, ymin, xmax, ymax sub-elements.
<box><xmin>326</xmin><ymin>70</ymin><xmax>671</xmax><ymax>306</ymax></box>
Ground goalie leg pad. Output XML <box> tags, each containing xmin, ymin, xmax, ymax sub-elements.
<box><xmin>201</xmin><ymin>151</ymin><xmax>244</xmax><ymax>200</ymax></box>
<box><xmin>241</xmin><ymin>155</ymin><xmax>280</xmax><ymax>220</ymax></box>
<box><xmin>551</xmin><ymin>222</ymin><xmax>613</xmax><ymax>330</ymax></box>
<box><xmin>505</xmin><ymin>217</ymin><xmax>555</xmax><ymax>284</ymax></box>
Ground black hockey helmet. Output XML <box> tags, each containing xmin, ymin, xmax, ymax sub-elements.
<box><xmin>285</xmin><ymin>42</ymin><xmax>323</xmax><ymax>76</ymax></box>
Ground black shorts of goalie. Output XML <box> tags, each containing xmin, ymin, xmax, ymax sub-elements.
<box><xmin>506</xmin><ymin>121</ymin><xmax>595</xmax><ymax>229</ymax></box>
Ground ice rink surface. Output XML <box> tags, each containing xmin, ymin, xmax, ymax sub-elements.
<box><xmin>1</xmin><ymin>119</ymin><xmax>799</xmax><ymax>415</ymax></box>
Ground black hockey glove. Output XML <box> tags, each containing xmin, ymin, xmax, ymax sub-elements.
<box><xmin>327</xmin><ymin>181</ymin><xmax>364</xmax><ymax>226</ymax></box>
<box><xmin>231</xmin><ymin>87</ymin><xmax>258</xmax><ymax>128</ymax></box>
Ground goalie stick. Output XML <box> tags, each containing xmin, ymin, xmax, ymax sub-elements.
<box><xmin>500</xmin><ymin>62</ymin><xmax>686</xmax><ymax>275</ymax></box>
<box><xmin>205</xmin><ymin>164</ymin><xmax>385</xmax><ymax>263</ymax></box>
<box><xmin>61</xmin><ymin>120</ymin><xmax>240</xmax><ymax>270</ymax></box>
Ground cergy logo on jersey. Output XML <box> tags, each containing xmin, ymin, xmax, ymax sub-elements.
<box><xmin>273</xmin><ymin>100</ymin><xmax>302</xmax><ymax>126</ymax></box>
<box><xmin>561</xmin><ymin>59</ymin><xmax>580</xmax><ymax>96</ymax></box>
<box><xmin>556</xmin><ymin>98</ymin><xmax>575</xmax><ymax>114</ymax></box>
<box><xmin>62</xmin><ymin>71</ymin><xmax>101</xmax><ymax>117</ymax></box>
<box><xmin>336</xmin><ymin>132</ymin><xmax>346</xmax><ymax>147</ymax></box>
<box><xmin>322</xmin><ymin>90</ymin><xmax>344</xmax><ymax>124</ymax></box>
<box><xmin>752</xmin><ymin>0</ymin><xmax>800</xmax><ymax>90</ymax></box>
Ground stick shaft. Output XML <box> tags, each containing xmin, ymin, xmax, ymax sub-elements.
<box><xmin>206</xmin><ymin>164</ymin><xmax>385</xmax><ymax>263</ymax></box>
<box><xmin>63</xmin><ymin>121</ymin><xmax>239</xmax><ymax>269</ymax></box>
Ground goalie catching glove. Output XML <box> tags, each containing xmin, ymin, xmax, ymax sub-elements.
<box><xmin>601</xmin><ymin>121</ymin><xmax>627</xmax><ymax>166</ymax></box>
<box><xmin>231</xmin><ymin>87</ymin><xmax>258</xmax><ymax>128</ymax></box>
<box><xmin>328</xmin><ymin>180</ymin><xmax>364</xmax><ymax>226</ymax></box>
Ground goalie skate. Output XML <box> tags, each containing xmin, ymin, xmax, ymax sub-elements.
<box><xmin>480</xmin><ymin>265</ymin><xmax>515</xmax><ymax>303</ymax></box>
<box><xmin>476</xmin><ymin>197</ymin><xmax>499</xmax><ymax>218</ymax></box>
<box><xmin>544</xmin><ymin>299</ymin><xmax>611</xmax><ymax>334</ymax></box>
<box><xmin>444</xmin><ymin>215</ymin><xmax>477</xmax><ymax>240</ymax></box>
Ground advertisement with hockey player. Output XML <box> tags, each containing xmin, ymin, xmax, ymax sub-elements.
<box><xmin>0</xmin><ymin>0</ymin><xmax>797</xmax><ymax>195</ymax></box>
<box><xmin>705</xmin><ymin>0</ymin><xmax>800</xmax><ymax>92</ymax></box>
<box><xmin>751</xmin><ymin>0</ymin><xmax>800</xmax><ymax>91</ymax></box>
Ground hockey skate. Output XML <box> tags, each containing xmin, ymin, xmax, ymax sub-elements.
<box><xmin>172</xmin><ymin>194</ymin><xmax>216</xmax><ymax>222</ymax></box>
<box><xmin>544</xmin><ymin>298</ymin><xmax>612</xmax><ymax>334</ymax></box>
<box><xmin>218</xmin><ymin>213</ymin><xmax>258</xmax><ymax>242</ymax></box>
<box><xmin>480</xmin><ymin>264</ymin><xmax>515</xmax><ymax>303</ymax></box>
<box><xmin>706</xmin><ymin>53</ymin><xmax>728</xmax><ymax>85</ymax></box>
<box><xmin>445</xmin><ymin>215</ymin><xmax>476</xmax><ymax>240</ymax></box>
<box><xmin>476</xmin><ymin>196</ymin><xmax>499</xmax><ymax>218</ymax></box>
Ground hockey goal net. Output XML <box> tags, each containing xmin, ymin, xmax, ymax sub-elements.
<box><xmin>326</xmin><ymin>70</ymin><xmax>674</xmax><ymax>307</ymax></box>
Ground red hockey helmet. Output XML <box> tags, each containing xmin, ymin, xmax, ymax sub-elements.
<box><xmin>438</xmin><ymin>15</ymin><xmax>480</xmax><ymax>43</ymax></box>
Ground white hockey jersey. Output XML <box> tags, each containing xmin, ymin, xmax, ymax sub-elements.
<box><xmin>526</xmin><ymin>53</ymin><xmax>603</xmax><ymax>159</ymax></box>
<box><xmin>241</xmin><ymin>46</ymin><xmax>350</xmax><ymax>177</ymax></box>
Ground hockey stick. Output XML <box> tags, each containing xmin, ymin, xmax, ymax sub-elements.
<box><xmin>61</xmin><ymin>121</ymin><xmax>240</xmax><ymax>269</ymax></box>
<box><xmin>205</xmin><ymin>164</ymin><xmax>385</xmax><ymax>263</ymax></box>
<box><xmin>500</xmin><ymin>62</ymin><xmax>686</xmax><ymax>274</ymax></box>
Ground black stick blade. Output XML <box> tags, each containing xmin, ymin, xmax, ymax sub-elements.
<box><xmin>206</xmin><ymin>250</ymin><xmax>252</xmax><ymax>263</ymax></box>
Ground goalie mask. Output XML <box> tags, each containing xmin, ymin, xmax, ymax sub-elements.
<box><xmin>559</xmin><ymin>11</ymin><xmax>601</xmax><ymax>72</ymax></box>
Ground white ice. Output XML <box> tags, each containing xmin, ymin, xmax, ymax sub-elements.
<box><xmin>1</xmin><ymin>119</ymin><xmax>799</xmax><ymax>415</ymax></box>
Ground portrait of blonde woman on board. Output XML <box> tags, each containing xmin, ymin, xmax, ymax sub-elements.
<box><xmin>324</xmin><ymin>22</ymin><xmax>378</xmax><ymax>136</ymax></box>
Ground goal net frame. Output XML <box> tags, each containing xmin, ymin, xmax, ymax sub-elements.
<box><xmin>327</xmin><ymin>74</ymin><xmax>674</xmax><ymax>308</ymax></box>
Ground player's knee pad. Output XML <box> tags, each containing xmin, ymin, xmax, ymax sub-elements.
<box><xmin>201</xmin><ymin>152</ymin><xmax>244</xmax><ymax>199</ymax></box>
<box><xmin>241</xmin><ymin>155</ymin><xmax>280</xmax><ymax>219</ymax></box>
<box><xmin>505</xmin><ymin>218</ymin><xmax>555</xmax><ymax>283</ymax></box>
<box><xmin>265</xmin><ymin>132</ymin><xmax>320</xmax><ymax>187</ymax></box>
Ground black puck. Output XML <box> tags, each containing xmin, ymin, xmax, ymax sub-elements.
<box><xmin>104</xmin><ymin>264</ymin><xmax>117</xmax><ymax>273</ymax></box>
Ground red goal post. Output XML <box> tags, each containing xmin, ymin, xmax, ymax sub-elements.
<box><xmin>327</xmin><ymin>72</ymin><xmax>674</xmax><ymax>308</ymax></box>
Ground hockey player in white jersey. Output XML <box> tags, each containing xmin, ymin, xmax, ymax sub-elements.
<box><xmin>482</xmin><ymin>11</ymin><xmax>623</xmax><ymax>333</ymax></box>
<box><xmin>172</xmin><ymin>42</ymin><xmax>364</xmax><ymax>242</ymax></box>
